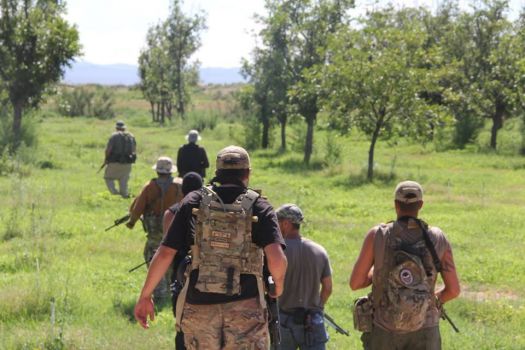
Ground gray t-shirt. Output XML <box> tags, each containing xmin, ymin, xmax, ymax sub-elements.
<box><xmin>279</xmin><ymin>237</ymin><xmax>332</xmax><ymax>312</ymax></box>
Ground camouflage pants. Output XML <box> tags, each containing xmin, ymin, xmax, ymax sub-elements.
<box><xmin>143</xmin><ymin>215</ymin><xmax>171</xmax><ymax>300</ymax></box>
<box><xmin>181</xmin><ymin>298</ymin><xmax>269</xmax><ymax>350</ymax></box>
<box><xmin>361</xmin><ymin>325</ymin><xmax>441</xmax><ymax>350</ymax></box>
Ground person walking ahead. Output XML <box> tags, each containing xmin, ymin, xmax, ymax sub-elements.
<box><xmin>126</xmin><ymin>156</ymin><xmax>183</xmax><ymax>301</ymax></box>
<box><xmin>350</xmin><ymin>181</ymin><xmax>460</xmax><ymax>350</ymax></box>
<box><xmin>276</xmin><ymin>204</ymin><xmax>333</xmax><ymax>350</ymax></box>
<box><xmin>176</xmin><ymin>129</ymin><xmax>209</xmax><ymax>178</ymax></box>
<box><xmin>134</xmin><ymin>145</ymin><xmax>287</xmax><ymax>350</ymax></box>
<box><xmin>103</xmin><ymin>120</ymin><xmax>137</xmax><ymax>198</ymax></box>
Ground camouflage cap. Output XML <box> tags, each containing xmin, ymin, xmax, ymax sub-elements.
<box><xmin>394</xmin><ymin>180</ymin><xmax>423</xmax><ymax>203</ymax></box>
<box><xmin>115</xmin><ymin>120</ymin><xmax>126</xmax><ymax>129</ymax></box>
<box><xmin>216</xmin><ymin>145</ymin><xmax>251</xmax><ymax>170</ymax></box>
<box><xmin>276</xmin><ymin>204</ymin><xmax>304</xmax><ymax>224</ymax></box>
<box><xmin>152</xmin><ymin>156</ymin><xmax>177</xmax><ymax>175</ymax></box>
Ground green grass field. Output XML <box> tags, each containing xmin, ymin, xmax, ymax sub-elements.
<box><xmin>1</xmin><ymin>88</ymin><xmax>524</xmax><ymax>349</ymax></box>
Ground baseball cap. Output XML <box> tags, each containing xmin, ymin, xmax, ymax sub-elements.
<box><xmin>115</xmin><ymin>120</ymin><xmax>126</xmax><ymax>129</ymax></box>
<box><xmin>152</xmin><ymin>156</ymin><xmax>177</xmax><ymax>174</ymax></box>
<box><xmin>394</xmin><ymin>181</ymin><xmax>423</xmax><ymax>203</ymax></box>
<box><xmin>182</xmin><ymin>172</ymin><xmax>203</xmax><ymax>195</ymax></box>
<box><xmin>186</xmin><ymin>130</ymin><xmax>201</xmax><ymax>143</ymax></box>
<box><xmin>216</xmin><ymin>145</ymin><xmax>251</xmax><ymax>170</ymax></box>
<box><xmin>276</xmin><ymin>204</ymin><xmax>304</xmax><ymax>224</ymax></box>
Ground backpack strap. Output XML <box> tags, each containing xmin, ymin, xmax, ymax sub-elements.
<box><xmin>413</xmin><ymin>218</ymin><xmax>442</xmax><ymax>273</ymax></box>
<box><xmin>240</xmin><ymin>189</ymin><xmax>260</xmax><ymax>213</ymax></box>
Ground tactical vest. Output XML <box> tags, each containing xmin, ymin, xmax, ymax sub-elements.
<box><xmin>190</xmin><ymin>187</ymin><xmax>262</xmax><ymax>296</ymax></box>
<box><xmin>372</xmin><ymin>219</ymin><xmax>437</xmax><ymax>332</ymax></box>
<box><xmin>108</xmin><ymin>132</ymin><xmax>136</xmax><ymax>164</ymax></box>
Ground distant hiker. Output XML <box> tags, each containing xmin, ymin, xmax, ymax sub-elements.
<box><xmin>276</xmin><ymin>204</ymin><xmax>333</xmax><ymax>350</ymax></box>
<box><xmin>176</xmin><ymin>129</ymin><xmax>209</xmax><ymax>178</ymax></box>
<box><xmin>103</xmin><ymin>120</ymin><xmax>137</xmax><ymax>198</ymax></box>
<box><xmin>126</xmin><ymin>156</ymin><xmax>183</xmax><ymax>302</ymax></box>
<box><xmin>162</xmin><ymin>171</ymin><xmax>204</xmax><ymax>350</ymax></box>
<box><xmin>134</xmin><ymin>145</ymin><xmax>287</xmax><ymax>350</ymax></box>
<box><xmin>350</xmin><ymin>181</ymin><xmax>460</xmax><ymax>350</ymax></box>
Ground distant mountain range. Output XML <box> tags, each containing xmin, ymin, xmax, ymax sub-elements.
<box><xmin>62</xmin><ymin>61</ymin><xmax>246</xmax><ymax>86</ymax></box>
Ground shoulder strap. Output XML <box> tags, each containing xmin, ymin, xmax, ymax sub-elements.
<box><xmin>240</xmin><ymin>189</ymin><xmax>260</xmax><ymax>213</ymax></box>
<box><xmin>413</xmin><ymin>218</ymin><xmax>442</xmax><ymax>273</ymax></box>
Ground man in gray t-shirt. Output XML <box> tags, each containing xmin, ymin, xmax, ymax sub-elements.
<box><xmin>276</xmin><ymin>204</ymin><xmax>333</xmax><ymax>350</ymax></box>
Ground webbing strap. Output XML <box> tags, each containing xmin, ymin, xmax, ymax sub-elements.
<box><xmin>175</xmin><ymin>266</ymin><xmax>191</xmax><ymax>332</ymax></box>
<box><xmin>240</xmin><ymin>189</ymin><xmax>259</xmax><ymax>213</ymax></box>
<box><xmin>413</xmin><ymin>218</ymin><xmax>442</xmax><ymax>273</ymax></box>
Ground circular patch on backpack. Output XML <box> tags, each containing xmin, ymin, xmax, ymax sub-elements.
<box><xmin>399</xmin><ymin>268</ymin><xmax>414</xmax><ymax>286</ymax></box>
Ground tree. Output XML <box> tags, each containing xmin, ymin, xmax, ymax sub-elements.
<box><xmin>138</xmin><ymin>0</ymin><xmax>205</xmax><ymax>123</ymax></box>
<box><xmin>0</xmin><ymin>0</ymin><xmax>80</xmax><ymax>151</ymax></box>
<box><xmin>244</xmin><ymin>0</ymin><xmax>353</xmax><ymax>160</ymax></box>
<box><xmin>285</xmin><ymin>0</ymin><xmax>353</xmax><ymax>164</ymax></box>
<box><xmin>322</xmin><ymin>9</ymin><xmax>447</xmax><ymax>180</ymax></box>
<box><xmin>457</xmin><ymin>0</ymin><xmax>521</xmax><ymax>149</ymax></box>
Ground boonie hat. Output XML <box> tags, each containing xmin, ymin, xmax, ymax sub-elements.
<box><xmin>394</xmin><ymin>181</ymin><xmax>423</xmax><ymax>203</ymax></box>
<box><xmin>115</xmin><ymin>120</ymin><xmax>126</xmax><ymax>129</ymax></box>
<box><xmin>186</xmin><ymin>130</ymin><xmax>201</xmax><ymax>143</ymax></box>
<box><xmin>153</xmin><ymin>156</ymin><xmax>177</xmax><ymax>174</ymax></box>
<box><xmin>276</xmin><ymin>204</ymin><xmax>304</xmax><ymax>224</ymax></box>
<box><xmin>216</xmin><ymin>145</ymin><xmax>251</xmax><ymax>170</ymax></box>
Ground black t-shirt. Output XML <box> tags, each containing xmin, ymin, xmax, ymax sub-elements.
<box><xmin>176</xmin><ymin>143</ymin><xmax>209</xmax><ymax>178</ymax></box>
<box><xmin>162</xmin><ymin>185</ymin><xmax>284</xmax><ymax>304</ymax></box>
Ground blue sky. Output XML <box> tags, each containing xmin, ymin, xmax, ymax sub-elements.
<box><xmin>65</xmin><ymin>0</ymin><xmax>524</xmax><ymax>68</ymax></box>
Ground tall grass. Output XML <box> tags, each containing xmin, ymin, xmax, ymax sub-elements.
<box><xmin>0</xmin><ymin>88</ymin><xmax>524</xmax><ymax>349</ymax></box>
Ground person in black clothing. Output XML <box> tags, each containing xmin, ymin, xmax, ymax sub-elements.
<box><xmin>177</xmin><ymin>130</ymin><xmax>209</xmax><ymax>178</ymax></box>
<box><xmin>134</xmin><ymin>145</ymin><xmax>287</xmax><ymax>350</ymax></box>
<box><xmin>162</xmin><ymin>172</ymin><xmax>204</xmax><ymax>350</ymax></box>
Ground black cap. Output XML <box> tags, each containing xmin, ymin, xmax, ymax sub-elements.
<box><xmin>182</xmin><ymin>172</ymin><xmax>203</xmax><ymax>195</ymax></box>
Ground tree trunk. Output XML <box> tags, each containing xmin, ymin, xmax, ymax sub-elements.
<box><xmin>490</xmin><ymin>102</ymin><xmax>505</xmax><ymax>149</ymax></box>
<box><xmin>262</xmin><ymin>118</ymin><xmax>270</xmax><ymax>149</ymax></box>
<box><xmin>367</xmin><ymin>121</ymin><xmax>382</xmax><ymax>181</ymax></box>
<box><xmin>304</xmin><ymin>118</ymin><xmax>314</xmax><ymax>165</ymax></box>
<box><xmin>149</xmin><ymin>101</ymin><xmax>155</xmax><ymax>122</ymax></box>
<box><xmin>12</xmin><ymin>102</ymin><xmax>23</xmax><ymax>151</ymax></box>
<box><xmin>280</xmin><ymin>119</ymin><xmax>287</xmax><ymax>151</ymax></box>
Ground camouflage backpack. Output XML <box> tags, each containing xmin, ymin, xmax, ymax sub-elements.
<box><xmin>110</xmin><ymin>131</ymin><xmax>136</xmax><ymax>164</ymax></box>
<box><xmin>190</xmin><ymin>187</ymin><xmax>263</xmax><ymax>295</ymax></box>
<box><xmin>372</xmin><ymin>219</ymin><xmax>438</xmax><ymax>332</ymax></box>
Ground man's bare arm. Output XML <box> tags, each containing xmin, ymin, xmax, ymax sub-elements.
<box><xmin>320</xmin><ymin>275</ymin><xmax>333</xmax><ymax>307</ymax></box>
<box><xmin>436</xmin><ymin>247</ymin><xmax>460</xmax><ymax>303</ymax></box>
<box><xmin>264</xmin><ymin>242</ymin><xmax>287</xmax><ymax>298</ymax></box>
<box><xmin>349</xmin><ymin>229</ymin><xmax>375</xmax><ymax>290</ymax></box>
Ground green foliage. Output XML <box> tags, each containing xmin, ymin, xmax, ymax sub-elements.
<box><xmin>0</xmin><ymin>112</ymin><xmax>38</xmax><ymax>155</ymax></box>
<box><xmin>56</xmin><ymin>86</ymin><xmax>116</xmax><ymax>119</ymax></box>
<box><xmin>0</xmin><ymin>0</ymin><xmax>80</xmax><ymax>150</ymax></box>
<box><xmin>138</xmin><ymin>0</ymin><xmax>206</xmax><ymax>123</ymax></box>
<box><xmin>1</xmin><ymin>105</ymin><xmax>525</xmax><ymax>348</ymax></box>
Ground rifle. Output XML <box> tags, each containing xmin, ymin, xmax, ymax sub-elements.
<box><xmin>105</xmin><ymin>214</ymin><xmax>130</xmax><ymax>231</ymax></box>
<box><xmin>128</xmin><ymin>260</ymin><xmax>148</xmax><ymax>273</ymax></box>
<box><xmin>267</xmin><ymin>276</ymin><xmax>281</xmax><ymax>350</ymax></box>
<box><xmin>96</xmin><ymin>161</ymin><xmax>107</xmax><ymax>174</ymax></box>
<box><xmin>441</xmin><ymin>305</ymin><xmax>460</xmax><ymax>333</ymax></box>
<box><xmin>324</xmin><ymin>313</ymin><xmax>350</xmax><ymax>336</ymax></box>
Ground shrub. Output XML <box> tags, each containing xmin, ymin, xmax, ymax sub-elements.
<box><xmin>56</xmin><ymin>86</ymin><xmax>115</xmax><ymax>119</ymax></box>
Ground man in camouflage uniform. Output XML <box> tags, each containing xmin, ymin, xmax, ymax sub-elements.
<box><xmin>103</xmin><ymin>120</ymin><xmax>136</xmax><ymax>198</ymax></box>
<box><xmin>276</xmin><ymin>204</ymin><xmax>333</xmax><ymax>350</ymax></box>
<box><xmin>134</xmin><ymin>145</ymin><xmax>288</xmax><ymax>350</ymax></box>
<box><xmin>126</xmin><ymin>156</ymin><xmax>183</xmax><ymax>301</ymax></box>
<box><xmin>350</xmin><ymin>181</ymin><xmax>460</xmax><ymax>350</ymax></box>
